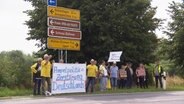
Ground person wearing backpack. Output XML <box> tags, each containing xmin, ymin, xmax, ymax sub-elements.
<box><xmin>31</xmin><ymin>58</ymin><xmax>42</xmax><ymax>95</ymax></box>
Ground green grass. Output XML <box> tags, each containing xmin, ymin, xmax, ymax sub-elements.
<box><xmin>0</xmin><ymin>87</ymin><xmax>32</xmax><ymax>97</ymax></box>
<box><xmin>94</xmin><ymin>86</ymin><xmax>184</xmax><ymax>94</ymax></box>
<box><xmin>0</xmin><ymin>85</ymin><xmax>184</xmax><ymax>97</ymax></box>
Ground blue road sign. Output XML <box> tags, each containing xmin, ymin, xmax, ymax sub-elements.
<box><xmin>48</xmin><ymin>0</ymin><xmax>57</xmax><ymax>6</ymax></box>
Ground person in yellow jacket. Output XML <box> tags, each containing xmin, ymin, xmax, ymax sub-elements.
<box><xmin>41</xmin><ymin>54</ymin><xmax>52</xmax><ymax>96</ymax></box>
<box><xmin>31</xmin><ymin>58</ymin><xmax>42</xmax><ymax>95</ymax></box>
<box><xmin>86</xmin><ymin>59</ymin><xmax>98</xmax><ymax>93</ymax></box>
<box><xmin>153</xmin><ymin>60</ymin><xmax>163</xmax><ymax>88</ymax></box>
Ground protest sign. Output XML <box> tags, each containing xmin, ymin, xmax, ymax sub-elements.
<box><xmin>108</xmin><ymin>51</ymin><xmax>123</xmax><ymax>62</ymax></box>
<box><xmin>51</xmin><ymin>63</ymin><xmax>86</xmax><ymax>94</ymax></box>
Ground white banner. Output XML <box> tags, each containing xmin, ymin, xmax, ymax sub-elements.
<box><xmin>108</xmin><ymin>51</ymin><xmax>123</xmax><ymax>62</ymax></box>
<box><xmin>51</xmin><ymin>63</ymin><xmax>86</xmax><ymax>94</ymax></box>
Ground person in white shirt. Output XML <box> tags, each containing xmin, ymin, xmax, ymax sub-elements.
<box><xmin>99</xmin><ymin>60</ymin><xmax>108</xmax><ymax>91</ymax></box>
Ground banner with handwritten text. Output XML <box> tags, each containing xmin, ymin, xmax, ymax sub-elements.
<box><xmin>51</xmin><ymin>63</ymin><xmax>86</xmax><ymax>94</ymax></box>
<box><xmin>108</xmin><ymin>51</ymin><xmax>123</xmax><ymax>62</ymax></box>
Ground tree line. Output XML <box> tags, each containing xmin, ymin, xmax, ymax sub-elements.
<box><xmin>0</xmin><ymin>50</ymin><xmax>34</xmax><ymax>88</ymax></box>
<box><xmin>24</xmin><ymin>0</ymin><xmax>160</xmax><ymax>64</ymax></box>
<box><xmin>20</xmin><ymin>0</ymin><xmax>184</xmax><ymax>89</ymax></box>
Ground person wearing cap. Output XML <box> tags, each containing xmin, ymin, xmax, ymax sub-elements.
<box><xmin>31</xmin><ymin>58</ymin><xmax>42</xmax><ymax>95</ymax></box>
<box><xmin>86</xmin><ymin>59</ymin><xmax>98</xmax><ymax>93</ymax></box>
<box><xmin>41</xmin><ymin>54</ymin><xmax>52</xmax><ymax>95</ymax></box>
<box><xmin>110</xmin><ymin>61</ymin><xmax>119</xmax><ymax>90</ymax></box>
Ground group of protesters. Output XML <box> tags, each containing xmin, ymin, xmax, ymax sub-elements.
<box><xmin>86</xmin><ymin>59</ymin><xmax>165</xmax><ymax>93</ymax></box>
<box><xmin>31</xmin><ymin>54</ymin><xmax>53</xmax><ymax>96</ymax></box>
<box><xmin>31</xmin><ymin>54</ymin><xmax>165</xmax><ymax>95</ymax></box>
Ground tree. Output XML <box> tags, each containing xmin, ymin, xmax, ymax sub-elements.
<box><xmin>167</xmin><ymin>1</ymin><xmax>184</xmax><ymax>76</ymax></box>
<box><xmin>24</xmin><ymin>0</ymin><xmax>160</xmax><ymax>64</ymax></box>
<box><xmin>0</xmin><ymin>50</ymin><xmax>34</xmax><ymax>88</ymax></box>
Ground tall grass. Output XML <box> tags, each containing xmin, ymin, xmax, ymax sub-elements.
<box><xmin>167</xmin><ymin>76</ymin><xmax>184</xmax><ymax>86</ymax></box>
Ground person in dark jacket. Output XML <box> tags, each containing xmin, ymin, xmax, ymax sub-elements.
<box><xmin>31</xmin><ymin>58</ymin><xmax>42</xmax><ymax>95</ymax></box>
<box><xmin>125</xmin><ymin>62</ymin><xmax>133</xmax><ymax>88</ymax></box>
<box><xmin>145</xmin><ymin>68</ymin><xmax>149</xmax><ymax>88</ymax></box>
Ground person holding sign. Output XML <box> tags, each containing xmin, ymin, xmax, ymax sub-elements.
<box><xmin>86</xmin><ymin>59</ymin><xmax>98</xmax><ymax>93</ymax></box>
<box><xmin>110</xmin><ymin>61</ymin><xmax>119</xmax><ymax>90</ymax></box>
<box><xmin>41</xmin><ymin>54</ymin><xmax>52</xmax><ymax>96</ymax></box>
<box><xmin>31</xmin><ymin>58</ymin><xmax>42</xmax><ymax>95</ymax></box>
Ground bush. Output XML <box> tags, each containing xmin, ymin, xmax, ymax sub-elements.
<box><xmin>0</xmin><ymin>50</ymin><xmax>34</xmax><ymax>88</ymax></box>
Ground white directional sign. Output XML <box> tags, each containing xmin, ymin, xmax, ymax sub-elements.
<box><xmin>48</xmin><ymin>17</ymin><xmax>80</xmax><ymax>30</ymax></box>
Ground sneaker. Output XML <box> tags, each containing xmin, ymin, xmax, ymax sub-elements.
<box><xmin>45</xmin><ymin>91</ymin><xmax>52</xmax><ymax>96</ymax></box>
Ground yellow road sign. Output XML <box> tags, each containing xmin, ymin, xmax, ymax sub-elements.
<box><xmin>47</xmin><ymin>37</ymin><xmax>80</xmax><ymax>51</ymax></box>
<box><xmin>47</xmin><ymin>6</ymin><xmax>80</xmax><ymax>20</ymax></box>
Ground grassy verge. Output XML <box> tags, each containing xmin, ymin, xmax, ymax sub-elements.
<box><xmin>0</xmin><ymin>85</ymin><xmax>184</xmax><ymax>97</ymax></box>
<box><xmin>0</xmin><ymin>87</ymin><xmax>32</xmax><ymax>97</ymax></box>
<box><xmin>94</xmin><ymin>85</ymin><xmax>184</xmax><ymax>94</ymax></box>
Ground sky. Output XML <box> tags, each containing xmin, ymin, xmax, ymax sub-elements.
<box><xmin>0</xmin><ymin>0</ymin><xmax>182</xmax><ymax>54</ymax></box>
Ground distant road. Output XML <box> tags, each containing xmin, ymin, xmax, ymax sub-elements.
<box><xmin>1</xmin><ymin>91</ymin><xmax>184</xmax><ymax>104</ymax></box>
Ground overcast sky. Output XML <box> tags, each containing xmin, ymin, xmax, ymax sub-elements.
<box><xmin>0</xmin><ymin>0</ymin><xmax>182</xmax><ymax>54</ymax></box>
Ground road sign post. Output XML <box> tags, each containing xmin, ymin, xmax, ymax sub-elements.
<box><xmin>47</xmin><ymin>3</ymin><xmax>81</xmax><ymax>63</ymax></box>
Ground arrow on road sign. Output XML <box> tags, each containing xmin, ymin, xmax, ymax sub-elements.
<box><xmin>75</xmin><ymin>43</ymin><xmax>79</xmax><ymax>47</ymax></box>
<box><xmin>50</xmin><ymin>9</ymin><xmax>54</xmax><ymax>14</ymax></box>
<box><xmin>49</xmin><ymin>0</ymin><xmax>55</xmax><ymax>4</ymax></box>
<box><xmin>48</xmin><ymin>0</ymin><xmax>57</xmax><ymax>6</ymax></box>
<box><xmin>50</xmin><ymin>29</ymin><xmax>55</xmax><ymax>35</ymax></box>
<box><xmin>50</xmin><ymin>19</ymin><xmax>54</xmax><ymax>25</ymax></box>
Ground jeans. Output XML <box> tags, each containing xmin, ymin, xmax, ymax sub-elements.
<box><xmin>110</xmin><ymin>77</ymin><xmax>117</xmax><ymax>88</ymax></box>
<box><xmin>155</xmin><ymin>76</ymin><xmax>163</xmax><ymax>88</ymax></box>
<box><xmin>33</xmin><ymin>78</ymin><xmax>41</xmax><ymax>95</ymax></box>
<box><xmin>41</xmin><ymin>77</ymin><xmax>51</xmax><ymax>95</ymax></box>
<box><xmin>86</xmin><ymin>77</ymin><xmax>95</xmax><ymax>93</ymax></box>
<box><xmin>139</xmin><ymin>76</ymin><xmax>145</xmax><ymax>89</ymax></box>
<box><xmin>100</xmin><ymin>77</ymin><xmax>107</xmax><ymax>91</ymax></box>
<box><xmin>119</xmin><ymin>78</ymin><xmax>127</xmax><ymax>88</ymax></box>
<box><xmin>126</xmin><ymin>77</ymin><xmax>133</xmax><ymax>88</ymax></box>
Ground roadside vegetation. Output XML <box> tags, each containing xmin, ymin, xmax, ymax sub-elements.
<box><xmin>1</xmin><ymin>0</ymin><xmax>184</xmax><ymax>97</ymax></box>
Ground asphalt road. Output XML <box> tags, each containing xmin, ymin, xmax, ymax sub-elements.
<box><xmin>0</xmin><ymin>91</ymin><xmax>184</xmax><ymax>104</ymax></box>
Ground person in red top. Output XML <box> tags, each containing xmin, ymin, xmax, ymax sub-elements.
<box><xmin>136</xmin><ymin>63</ymin><xmax>146</xmax><ymax>88</ymax></box>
